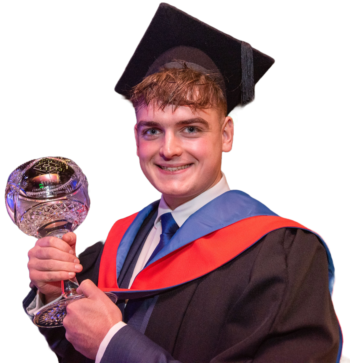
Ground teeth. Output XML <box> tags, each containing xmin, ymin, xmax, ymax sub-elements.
<box><xmin>159</xmin><ymin>164</ymin><xmax>191</xmax><ymax>171</ymax></box>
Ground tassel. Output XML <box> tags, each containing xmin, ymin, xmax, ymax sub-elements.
<box><xmin>241</xmin><ymin>42</ymin><xmax>255</xmax><ymax>105</ymax></box>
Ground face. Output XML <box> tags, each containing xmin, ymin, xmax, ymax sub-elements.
<box><xmin>134</xmin><ymin>103</ymin><xmax>233</xmax><ymax>209</ymax></box>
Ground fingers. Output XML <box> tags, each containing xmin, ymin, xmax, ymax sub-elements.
<box><xmin>28</xmin><ymin>253</ymin><xmax>82</xmax><ymax>285</ymax></box>
<box><xmin>28</xmin><ymin>257</ymin><xmax>82</xmax><ymax>273</ymax></box>
<box><xmin>27</xmin><ymin>234</ymin><xmax>82</xmax><ymax>293</ymax></box>
<box><xmin>33</xmin><ymin>246</ymin><xmax>78</xmax><ymax>263</ymax></box>
<box><xmin>76</xmin><ymin>279</ymin><xmax>102</xmax><ymax>299</ymax></box>
<box><xmin>28</xmin><ymin>242</ymin><xmax>81</xmax><ymax>274</ymax></box>
<box><xmin>35</xmin><ymin>236</ymin><xmax>76</xmax><ymax>254</ymax></box>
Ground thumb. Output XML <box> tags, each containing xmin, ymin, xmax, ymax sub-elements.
<box><xmin>62</xmin><ymin>232</ymin><xmax>77</xmax><ymax>254</ymax></box>
<box><xmin>77</xmin><ymin>279</ymin><xmax>102</xmax><ymax>300</ymax></box>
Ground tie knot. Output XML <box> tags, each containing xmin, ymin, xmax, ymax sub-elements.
<box><xmin>160</xmin><ymin>212</ymin><xmax>179</xmax><ymax>237</ymax></box>
<box><xmin>145</xmin><ymin>212</ymin><xmax>179</xmax><ymax>265</ymax></box>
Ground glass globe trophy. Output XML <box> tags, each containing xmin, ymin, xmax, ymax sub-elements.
<box><xmin>5</xmin><ymin>157</ymin><xmax>116</xmax><ymax>328</ymax></box>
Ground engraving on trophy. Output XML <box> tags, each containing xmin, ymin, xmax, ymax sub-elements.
<box><xmin>33</xmin><ymin>158</ymin><xmax>68</xmax><ymax>174</ymax></box>
<box><xmin>27</xmin><ymin>159</ymin><xmax>76</xmax><ymax>197</ymax></box>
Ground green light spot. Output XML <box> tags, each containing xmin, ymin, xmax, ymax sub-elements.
<box><xmin>230</xmin><ymin>113</ymin><xmax>239</xmax><ymax>125</ymax></box>
<box><xmin>39</xmin><ymin>183</ymin><xmax>44</xmax><ymax>189</ymax></box>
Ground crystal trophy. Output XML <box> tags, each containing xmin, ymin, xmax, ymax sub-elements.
<box><xmin>5</xmin><ymin>157</ymin><xmax>116</xmax><ymax>328</ymax></box>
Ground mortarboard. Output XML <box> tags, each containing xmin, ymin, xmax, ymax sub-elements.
<box><xmin>115</xmin><ymin>3</ymin><xmax>274</xmax><ymax>114</ymax></box>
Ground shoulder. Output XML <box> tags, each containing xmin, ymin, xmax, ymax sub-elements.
<box><xmin>257</xmin><ymin>227</ymin><xmax>328</xmax><ymax>263</ymax></box>
<box><xmin>242</xmin><ymin>227</ymin><xmax>330</xmax><ymax>292</ymax></box>
<box><xmin>188</xmin><ymin>227</ymin><xmax>328</xmax><ymax>295</ymax></box>
<box><xmin>259</xmin><ymin>227</ymin><xmax>325</xmax><ymax>250</ymax></box>
<box><xmin>222</xmin><ymin>214</ymin><xmax>330</xmax><ymax>270</ymax></box>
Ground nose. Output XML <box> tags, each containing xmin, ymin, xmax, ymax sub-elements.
<box><xmin>160</xmin><ymin>131</ymin><xmax>182</xmax><ymax>159</ymax></box>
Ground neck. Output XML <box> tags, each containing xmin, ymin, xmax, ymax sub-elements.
<box><xmin>163</xmin><ymin>196</ymin><xmax>196</xmax><ymax>210</ymax></box>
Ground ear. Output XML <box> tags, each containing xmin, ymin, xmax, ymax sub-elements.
<box><xmin>134</xmin><ymin>123</ymin><xmax>140</xmax><ymax>157</ymax></box>
<box><xmin>222</xmin><ymin>116</ymin><xmax>234</xmax><ymax>152</ymax></box>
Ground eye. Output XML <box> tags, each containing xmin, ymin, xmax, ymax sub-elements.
<box><xmin>183</xmin><ymin>126</ymin><xmax>200</xmax><ymax>134</ymax></box>
<box><xmin>141</xmin><ymin>127</ymin><xmax>161</xmax><ymax>139</ymax></box>
<box><xmin>145</xmin><ymin>128</ymin><xmax>160</xmax><ymax>135</ymax></box>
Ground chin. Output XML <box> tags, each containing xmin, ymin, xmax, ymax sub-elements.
<box><xmin>162</xmin><ymin>187</ymin><xmax>200</xmax><ymax>202</ymax></box>
<box><xmin>152</xmin><ymin>180</ymin><xmax>188</xmax><ymax>195</ymax></box>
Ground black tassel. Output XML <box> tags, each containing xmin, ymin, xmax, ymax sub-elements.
<box><xmin>241</xmin><ymin>41</ymin><xmax>255</xmax><ymax>105</ymax></box>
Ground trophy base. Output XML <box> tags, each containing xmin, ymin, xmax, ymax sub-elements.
<box><xmin>33</xmin><ymin>294</ymin><xmax>84</xmax><ymax>328</ymax></box>
<box><xmin>33</xmin><ymin>292</ymin><xmax>117</xmax><ymax>328</ymax></box>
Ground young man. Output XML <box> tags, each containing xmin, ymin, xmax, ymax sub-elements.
<box><xmin>24</xmin><ymin>4</ymin><xmax>341</xmax><ymax>362</ymax></box>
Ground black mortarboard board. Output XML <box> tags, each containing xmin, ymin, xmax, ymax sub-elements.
<box><xmin>115</xmin><ymin>3</ymin><xmax>274</xmax><ymax>114</ymax></box>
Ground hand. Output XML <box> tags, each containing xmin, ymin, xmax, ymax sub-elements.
<box><xmin>27</xmin><ymin>232</ymin><xmax>83</xmax><ymax>303</ymax></box>
<box><xmin>63</xmin><ymin>279</ymin><xmax>122</xmax><ymax>359</ymax></box>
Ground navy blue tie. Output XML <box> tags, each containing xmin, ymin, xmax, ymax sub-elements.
<box><xmin>124</xmin><ymin>212</ymin><xmax>179</xmax><ymax>325</ymax></box>
<box><xmin>147</xmin><ymin>212</ymin><xmax>179</xmax><ymax>264</ymax></box>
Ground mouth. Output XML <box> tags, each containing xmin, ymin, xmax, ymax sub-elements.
<box><xmin>156</xmin><ymin>163</ymin><xmax>193</xmax><ymax>172</ymax></box>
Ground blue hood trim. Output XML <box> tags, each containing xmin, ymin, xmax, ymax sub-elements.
<box><xmin>116</xmin><ymin>190</ymin><xmax>276</xmax><ymax>279</ymax></box>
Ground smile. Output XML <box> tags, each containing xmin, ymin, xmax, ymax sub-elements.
<box><xmin>157</xmin><ymin>164</ymin><xmax>192</xmax><ymax>172</ymax></box>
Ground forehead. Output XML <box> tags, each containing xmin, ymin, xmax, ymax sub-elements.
<box><xmin>135</xmin><ymin>103</ymin><xmax>221</xmax><ymax>124</ymax></box>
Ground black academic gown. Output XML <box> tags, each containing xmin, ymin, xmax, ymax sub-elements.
<box><xmin>23</xmin><ymin>204</ymin><xmax>340</xmax><ymax>363</ymax></box>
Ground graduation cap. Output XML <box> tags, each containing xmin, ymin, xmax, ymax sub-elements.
<box><xmin>115</xmin><ymin>3</ymin><xmax>274</xmax><ymax>114</ymax></box>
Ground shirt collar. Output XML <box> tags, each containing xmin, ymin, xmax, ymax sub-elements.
<box><xmin>155</xmin><ymin>173</ymin><xmax>230</xmax><ymax>228</ymax></box>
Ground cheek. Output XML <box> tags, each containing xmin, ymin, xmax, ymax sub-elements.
<box><xmin>184</xmin><ymin>138</ymin><xmax>220</xmax><ymax>162</ymax></box>
<box><xmin>137</xmin><ymin>141</ymin><xmax>158</xmax><ymax>161</ymax></box>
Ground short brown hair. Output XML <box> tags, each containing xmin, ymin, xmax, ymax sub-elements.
<box><xmin>130</xmin><ymin>64</ymin><xmax>227</xmax><ymax>116</ymax></box>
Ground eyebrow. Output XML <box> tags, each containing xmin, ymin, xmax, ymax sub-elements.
<box><xmin>136</xmin><ymin>117</ymin><xmax>210</xmax><ymax>130</ymax></box>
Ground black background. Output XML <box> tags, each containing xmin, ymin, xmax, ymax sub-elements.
<box><xmin>1</xmin><ymin>1</ymin><xmax>350</xmax><ymax>361</ymax></box>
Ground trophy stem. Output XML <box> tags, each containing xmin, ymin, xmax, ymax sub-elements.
<box><xmin>46</xmin><ymin>228</ymin><xmax>79</xmax><ymax>297</ymax></box>
<box><xmin>61</xmin><ymin>279</ymin><xmax>79</xmax><ymax>297</ymax></box>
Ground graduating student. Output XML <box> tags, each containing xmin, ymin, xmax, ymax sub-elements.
<box><xmin>24</xmin><ymin>3</ymin><xmax>341</xmax><ymax>362</ymax></box>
